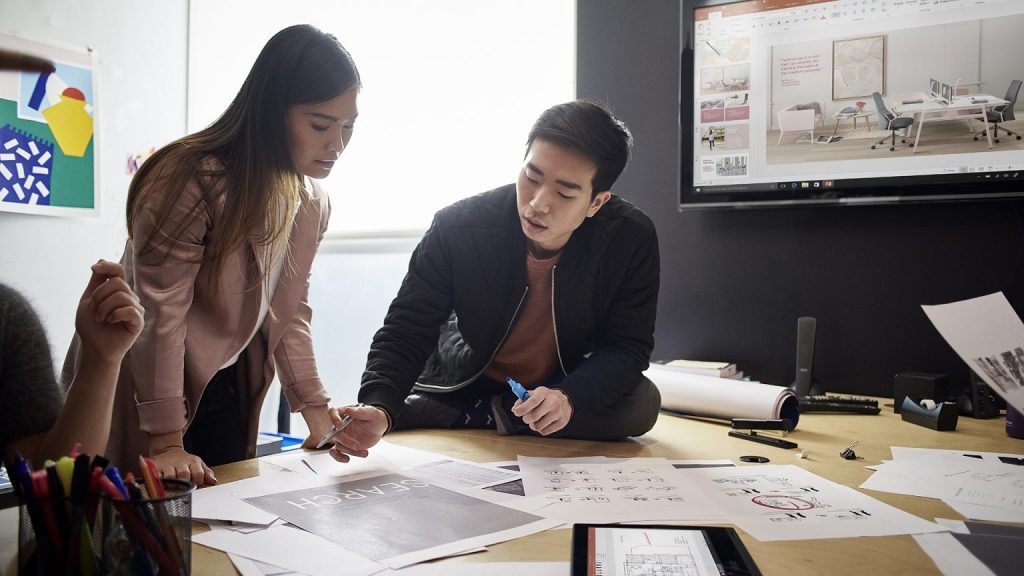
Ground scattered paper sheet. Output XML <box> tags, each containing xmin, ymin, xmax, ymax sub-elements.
<box><xmin>677</xmin><ymin>464</ymin><xmax>945</xmax><ymax>541</ymax></box>
<box><xmin>860</xmin><ymin>452</ymin><xmax>1024</xmax><ymax>522</ymax></box>
<box><xmin>260</xmin><ymin>439</ymin><xmax>446</xmax><ymax>477</ymax></box>
<box><xmin>380</xmin><ymin>562</ymin><xmax>570</xmax><ymax>575</ymax></box>
<box><xmin>890</xmin><ymin>446</ymin><xmax>1024</xmax><ymax>465</ymax></box>
<box><xmin>194</xmin><ymin>524</ymin><xmax>386</xmax><ymax>576</ymax></box>
<box><xmin>861</xmin><ymin>447</ymin><xmax>1024</xmax><ymax>523</ymax></box>
<box><xmin>192</xmin><ymin>470</ymin><xmax>294</xmax><ymax>525</ymax></box>
<box><xmin>242</xmin><ymin>472</ymin><xmax>560</xmax><ymax>569</ymax></box>
<box><xmin>921</xmin><ymin>292</ymin><xmax>1024</xmax><ymax>413</ymax></box>
<box><xmin>518</xmin><ymin>456</ymin><xmax>725</xmax><ymax>524</ymax></box>
<box><xmin>228</xmin><ymin>552</ymin><xmax>297</xmax><ymax>576</ymax></box>
<box><xmin>404</xmin><ymin>458</ymin><xmax>521</xmax><ymax>490</ymax></box>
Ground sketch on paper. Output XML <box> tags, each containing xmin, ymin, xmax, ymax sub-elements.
<box><xmin>0</xmin><ymin>33</ymin><xmax>97</xmax><ymax>216</ymax></box>
<box><xmin>832</xmin><ymin>35</ymin><xmax>885</xmax><ymax>101</ymax></box>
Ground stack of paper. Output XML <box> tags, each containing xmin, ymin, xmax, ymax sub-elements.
<box><xmin>860</xmin><ymin>446</ymin><xmax>1024</xmax><ymax>523</ymax></box>
<box><xmin>663</xmin><ymin>359</ymin><xmax>741</xmax><ymax>379</ymax></box>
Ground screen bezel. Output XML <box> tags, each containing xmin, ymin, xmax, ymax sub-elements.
<box><xmin>678</xmin><ymin>0</ymin><xmax>1024</xmax><ymax>210</ymax></box>
<box><xmin>570</xmin><ymin>522</ymin><xmax>762</xmax><ymax>576</ymax></box>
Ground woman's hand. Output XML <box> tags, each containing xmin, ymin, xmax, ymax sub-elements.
<box><xmin>150</xmin><ymin>444</ymin><xmax>217</xmax><ymax>487</ymax></box>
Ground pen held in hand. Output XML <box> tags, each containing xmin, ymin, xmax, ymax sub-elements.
<box><xmin>506</xmin><ymin>376</ymin><xmax>531</xmax><ymax>402</ymax></box>
<box><xmin>316</xmin><ymin>413</ymin><xmax>354</xmax><ymax>449</ymax></box>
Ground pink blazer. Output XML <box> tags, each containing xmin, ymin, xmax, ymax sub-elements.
<box><xmin>63</xmin><ymin>167</ymin><xmax>331</xmax><ymax>470</ymax></box>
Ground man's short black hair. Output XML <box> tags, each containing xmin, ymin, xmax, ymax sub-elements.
<box><xmin>526</xmin><ymin>99</ymin><xmax>633</xmax><ymax>197</ymax></box>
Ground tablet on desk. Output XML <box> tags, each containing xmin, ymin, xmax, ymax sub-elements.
<box><xmin>571</xmin><ymin>523</ymin><xmax>762</xmax><ymax>576</ymax></box>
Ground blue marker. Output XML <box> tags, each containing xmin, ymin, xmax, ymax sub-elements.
<box><xmin>506</xmin><ymin>377</ymin><xmax>532</xmax><ymax>401</ymax></box>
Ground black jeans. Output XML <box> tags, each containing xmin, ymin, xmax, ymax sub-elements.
<box><xmin>395</xmin><ymin>373</ymin><xmax>662</xmax><ymax>441</ymax></box>
<box><xmin>183</xmin><ymin>363</ymin><xmax>248</xmax><ymax>467</ymax></box>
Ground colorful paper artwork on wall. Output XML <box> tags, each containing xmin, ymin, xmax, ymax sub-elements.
<box><xmin>0</xmin><ymin>33</ymin><xmax>97</xmax><ymax>216</ymax></box>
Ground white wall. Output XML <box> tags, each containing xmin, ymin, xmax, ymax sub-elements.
<box><xmin>980</xmin><ymin>16</ymin><xmax>1024</xmax><ymax>102</ymax></box>
<box><xmin>0</xmin><ymin>0</ymin><xmax>188</xmax><ymax>364</ymax></box>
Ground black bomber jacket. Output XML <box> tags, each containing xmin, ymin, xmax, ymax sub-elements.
<box><xmin>357</xmin><ymin>184</ymin><xmax>660</xmax><ymax>424</ymax></box>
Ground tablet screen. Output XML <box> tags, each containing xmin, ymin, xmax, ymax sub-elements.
<box><xmin>571</xmin><ymin>523</ymin><xmax>761</xmax><ymax>576</ymax></box>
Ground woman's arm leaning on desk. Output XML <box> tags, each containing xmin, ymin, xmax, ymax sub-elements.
<box><xmin>3</xmin><ymin>261</ymin><xmax>143</xmax><ymax>467</ymax></box>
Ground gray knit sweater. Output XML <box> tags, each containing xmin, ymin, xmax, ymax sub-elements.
<box><xmin>0</xmin><ymin>284</ymin><xmax>63</xmax><ymax>461</ymax></box>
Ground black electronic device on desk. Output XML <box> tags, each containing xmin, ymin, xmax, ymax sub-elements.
<box><xmin>787</xmin><ymin>316</ymin><xmax>881</xmax><ymax>414</ymax></box>
<box><xmin>799</xmin><ymin>395</ymin><xmax>881</xmax><ymax>414</ymax></box>
<box><xmin>571</xmin><ymin>523</ymin><xmax>762</xmax><ymax>576</ymax></box>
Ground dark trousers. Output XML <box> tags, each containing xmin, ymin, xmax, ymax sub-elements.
<box><xmin>394</xmin><ymin>373</ymin><xmax>661</xmax><ymax>441</ymax></box>
<box><xmin>183</xmin><ymin>363</ymin><xmax>248</xmax><ymax>467</ymax></box>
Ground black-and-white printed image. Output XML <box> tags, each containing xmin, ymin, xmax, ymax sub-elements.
<box><xmin>715</xmin><ymin>154</ymin><xmax>748</xmax><ymax>177</ymax></box>
<box><xmin>972</xmin><ymin>346</ymin><xmax>1024</xmax><ymax>394</ymax></box>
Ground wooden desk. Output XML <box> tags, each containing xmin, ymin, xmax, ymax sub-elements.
<box><xmin>193</xmin><ymin>402</ymin><xmax>1022</xmax><ymax>575</ymax></box>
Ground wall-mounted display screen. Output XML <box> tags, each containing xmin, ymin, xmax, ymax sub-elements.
<box><xmin>680</xmin><ymin>0</ymin><xmax>1024</xmax><ymax>209</ymax></box>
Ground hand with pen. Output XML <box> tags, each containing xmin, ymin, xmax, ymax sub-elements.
<box><xmin>323</xmin><ymin>404</ymin><xmax>389</xmax><ymax>463</ymax></box>
<box><xmin>511</xmin><ymin>386</ymin><xmax>574</xmax><ymax>436</ymax></box>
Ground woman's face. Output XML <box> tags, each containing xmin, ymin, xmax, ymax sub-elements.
<box><xmin>285</xmin><ymin>88</ymin><xmax>359</xmax><ymax>179</ymax></box>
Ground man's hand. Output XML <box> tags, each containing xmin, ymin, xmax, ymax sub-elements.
<box><xmin>75</xmin><ymin>260</ymin><xmax>144</xmax><ymax>366</ymax></box>
<box><xmin>512</xmin><ymin>386</ymin><xmax>573</xmax><ymax>436</ymax></box>
<box><xmin>325</xmin><ymin>404</ymin><xmax>389</xmax><ymax>463</ymax></box>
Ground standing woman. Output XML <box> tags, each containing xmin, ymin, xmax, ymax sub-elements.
<box><xmin>67</xmin><ymin>25</ymin><xmax>360</xmax><ymax>486</ymax></box>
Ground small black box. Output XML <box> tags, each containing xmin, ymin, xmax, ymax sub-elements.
<box><xmin>893</xmin><ymin>372</ymin><xmax>948</xmax><ymax>414</ymax></box>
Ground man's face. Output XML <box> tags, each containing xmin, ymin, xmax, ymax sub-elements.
<box><xmin>516</xmin><ymin>138</ymin><xmax>611</xmax><ymax>257</ymax></box>
<box><xmin>285</xmin><ymin>88</ymin><xmax>359</xmax><ymax>179</ymax></box>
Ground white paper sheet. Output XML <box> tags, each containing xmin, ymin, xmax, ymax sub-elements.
<box><xmin>518</xmin><ymin>456</ymin><xmax>725</xmax><ymax>524</ymax></box>
<box><xmin>191</xmin><ymin>470</ymin><xmax>294</xmax><ymax>524</ymax></box>
<box><xmin>921</xmin><ymin>292</ymin><xmax>1024</xmax><ymax>413</ymax></box>
<box><xmin>913</xmin><ymin>533</ymin><xmax>996</xmax><ymax>576</ymax></box>
<box><xmin>645</xmin><ymin>364</ymin><xmax>800</xmax><ymax>426</ymax></box>
<box><xmin>194</xmin><ymin>524</ymin><xmax>386</xmax><ymax>576</ymax></box>
<box><xmin>404</xmin><ymin>459</ymin><xmax>521</xmax><ymax>490</ymax></box>
<box><xmin>379</xmin><ymin>562</ymin><xmax>570</xmax><ymax>575</ymax></box>
<box><xmin>678</xmin><ymin>464</ymin><xmax>945</xmax><ymax>541</ymax></box>
<box><xmin>889</xmin><ymin>446</ymin><xmax>1024</xmax><ymax>464</ymax></box>
<box><xmin>260</xmin><ymin>439</ymin><xmax>447</xmax><ymax>477</ymax></box>
<box><xmin>228</xmin><ymin>553</ymin><xmax>298</xmax><ymax>576</ymax></box>
<box><xmin>944</xmin><ymin>499</ymin><xmax>1024</xmax><ymax>523</ymax></box>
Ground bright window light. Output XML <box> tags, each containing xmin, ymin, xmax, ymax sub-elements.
<box><xmin>188</xmin><ymin>0</ymin><xmax>576</xmax><ymax>236</ymax></box>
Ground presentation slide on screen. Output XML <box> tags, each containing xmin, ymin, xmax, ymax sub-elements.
<box><xmin>690</xmin><ymin>0</ymin><xmax>1024</xmax><ymax>192</ymax></box>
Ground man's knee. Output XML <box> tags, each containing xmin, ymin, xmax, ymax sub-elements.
<box><xmin>628</xmin><ymin>376</ymin><xmax>662</xmax><ymax>436</ymax></box>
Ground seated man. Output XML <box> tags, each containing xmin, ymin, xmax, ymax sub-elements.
<box><xmin>328</xmin><ymin>99</ymin><xmax>661</xmax><ymax>460</ymax></box>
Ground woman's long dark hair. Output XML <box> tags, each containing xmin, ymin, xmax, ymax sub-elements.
<box><xmin>126</xmin><ymin>24</ymin><xmax>360</xmax><ymax>289</ymax></box>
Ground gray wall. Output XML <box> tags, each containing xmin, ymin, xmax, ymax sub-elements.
<box><xmin>577</xmin><ymin>0</ymin><xmax>1024</xmax><ymax>398</ymax></box>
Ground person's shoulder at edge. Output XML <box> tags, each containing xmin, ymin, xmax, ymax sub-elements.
<box><xmin>0</xmin><ymin>283</ymin><xmax>33</xmax><ymax>315</ymax></box>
